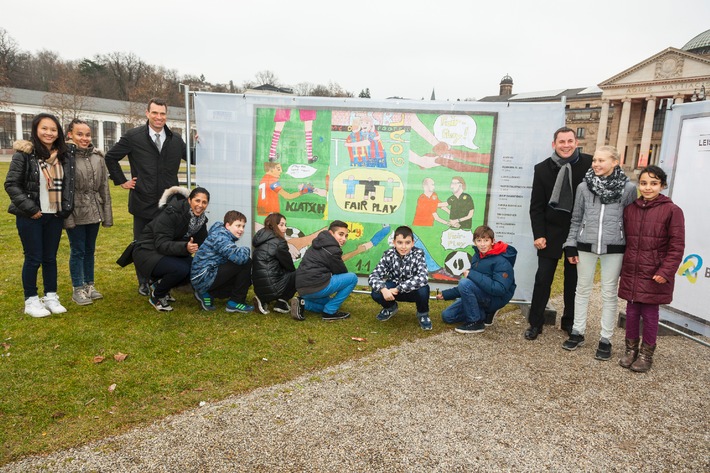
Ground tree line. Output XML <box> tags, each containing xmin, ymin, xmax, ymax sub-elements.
<box><xmin>0</xmin><ymin>28</ymin><xmax>363</xmax><ymax>108</ymax></box>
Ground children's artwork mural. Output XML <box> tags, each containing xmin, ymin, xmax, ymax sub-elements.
<box><xmin>253</xmin><ymin>107</ymin><xmax>496</xmax><ymax>281</ymax></box>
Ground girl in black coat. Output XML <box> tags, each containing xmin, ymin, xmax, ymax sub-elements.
<box><xmin>251</xmin><ymin>212</ymin><xmax>297</xmax><ymax>314</ymax></box>
<box><xmin>133</xmin><ymin>186</ymin><xmax>209</xmax><ymax>312</ymax></box>
<box><xmin>4</xmin><ymin>113</ymin><xmax>75</xmax><ymax>318</ymax></box>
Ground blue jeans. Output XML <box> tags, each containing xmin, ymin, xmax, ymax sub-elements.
<box><xmin>371</xmin><ymin>280</ymin><xmax>430</xmax><ymax>313</ymax></box>
<box><xmin>441</xmin><ymin>277</ymin><xmax>491</xmax><ymax>325</ymax></box>
<box><xmin>66</xmin><ymin>223</ymin><xmax>100</xmax><ymax>287</ymax></box>
<box><xmin>301</xmin><ymin>273</ymin><xmax>357</xmax><ymax>315</ymax></box>
<box><xmin>16</xmin><ymin>214</ymin><xmax>64</xmax><ymax>298</ymax></box>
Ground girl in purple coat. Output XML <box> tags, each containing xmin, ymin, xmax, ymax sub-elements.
<box><xmin>618</xmin><ymin>166</ymin><xmax>685</xmax><ymax>373</ymax></box>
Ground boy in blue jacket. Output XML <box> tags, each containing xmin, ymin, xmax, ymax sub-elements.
<box><xmin>191</xmin><ymin>210</ymin><xmax>253</xmax><ymax>313</ymax></box>
<box><xmin>437</xmin><ymin>225</ymin><xmax>517</xmax><ymax>333</ymax></box>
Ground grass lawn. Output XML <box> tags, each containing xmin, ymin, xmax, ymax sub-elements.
<box><xmin>0</xmin><ymin>161</ymin><xmax>565</xmax><ymax>465</ymax></box>
<box><xmin>0</xmin><ymin>162</ymin><xmax>462</xmax><ymax>464</ymax></box>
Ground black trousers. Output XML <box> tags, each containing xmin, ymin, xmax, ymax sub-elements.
<box><xmin>133</xmin><ymin>215</ymin><xmax>152</xmax><ymax>285</ymax></box>
<box><xmin>209</xmin><ymin>260</ymin><xmax>252</xmax><ymax>303</ymax></box>
<box><xmin>528</xmin><ymin>255</ymin><xmax>577</xmax><ymax>329</ymax></box>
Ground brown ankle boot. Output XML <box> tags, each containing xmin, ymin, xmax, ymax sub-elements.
<box><xmin>630</xmin><ymin>342</ymin><xmax>656</xmax><ymax>373</ymax></box>
<box><xmin>619</xmin><ymin>338</ymin><xmax>640</xmax><ymax>369</ymax></box>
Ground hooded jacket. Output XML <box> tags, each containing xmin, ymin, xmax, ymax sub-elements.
<box><xmin>295</xmin><ymin>230</ymin><xmax>348</xmax><ymax>295</ymax></box>
<box><xmin>251</xmin><ymin>228</ymin><xmax>296</xmax><ymax>302</ymax></box>
<box><xmin>191</xmin><ymin>221</ymin><xmax>251</xmax><ymax>294</ymax></box>
<box><xmin>132</xmin><ymin>186</ymin><xmax>208</xmax><ymax>278</ymax></box>
<box><xmin>64</xmin><ymin>142</ymin><xmax>113</xmax><ymax>229</ymax></box>
<box><xmin>618</xmin><ymin>195</ymin><xmax>685</xmax><ymax>305</ymax></box>
<box><xmin>5</xmin><ymin>140</ymin><xmax>75</xmax><ymax>218</ymax></box>
<box><xmin>104</xmin><ymin>122</ymin><xmax>186</xmax><ymax>220</ymax></box>
<box><xmin>442</xmin><ymin>241</ymin><xmax>517</xmax><ymax>312</ymax></box>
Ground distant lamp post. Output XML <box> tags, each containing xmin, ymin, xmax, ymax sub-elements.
<box><xmin>691</xmin><ymin>85</ymin><xmax>706</xmax><ymax>102</ymax></box>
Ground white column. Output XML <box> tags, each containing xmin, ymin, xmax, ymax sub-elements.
<box><xmin>14</xmin><ymin>113</ymin><xmax>23</xmax><ymax>140</ymax></box>
<box><xmin>674</xmin><ymin>95</ymin><xmax>684</xmax><ymax>105</ymax></box>
<box><xmin>596</xmin><ymin>99</ymin><xmax>610</xmax><ymax>149</ymax></box>
<box><xmin>616</xmin><ymin>98</ymin><xmax>632</xmax><ymax>167</ymax></box>
<box><xmin>638</xmin><ymin>96</ymin><xmax>656</xmax><ymax>168</ymax></box>
<box><xmin>97</xmin><ymin>120</ymin><xmax>105</xmax><ymax>150</ymax></box>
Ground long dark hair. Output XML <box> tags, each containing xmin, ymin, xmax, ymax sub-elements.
<box><xmin>264</xmin><ymin>212</ymin><xmax>286</xmax><ymax>239</ymax></box>
<box><xmin>30</xmin><ymin>113</ymin><xmax>67</xmax><ymax>159</ymax></box>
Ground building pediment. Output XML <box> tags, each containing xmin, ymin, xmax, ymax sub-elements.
<box><xmin>599</xmin><ymin>48</ymin><xmax>710</xmax><ymax>88</ymax></box>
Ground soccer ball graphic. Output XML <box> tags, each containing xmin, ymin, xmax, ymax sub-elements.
<box><xmin>444</xmin><ymin>250</ymin><xmax>471</xmax><ymax>276</ymax></box>
<box><xmin>285</xmin><ymin>227</ymin><xmax>308</xmax><ymax>261</ymax></box>
<box><xmin>285</xmin><ymin>227</ymin><xmax>305</xmax><ymax>239</ymax></box>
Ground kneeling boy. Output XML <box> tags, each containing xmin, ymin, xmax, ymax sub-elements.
<box><xmin>293</xmin><ymin>220</ymin><xmax>357</xmax><ymax>321</ymax></box>
<box><xmin>369</xmin><ymin>226</ymin><xmax>432</xmax><ymax>330</ymax></box>
<box><xmin>191</xmin><ymin>210</ymin><xmax>253</xmax><ymax>313</ymax></box>
<box><xmin>437</xmin><ymin>225</ymin><xmax>517</xmax><ymax>333</ymax></box>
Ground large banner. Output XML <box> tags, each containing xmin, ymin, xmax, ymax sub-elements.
<box><xmin>660</xmin><ymin>102</ymin><xmax>710</xmax><ymax>334</ymax></box>
<box><xmin>193</xmin><ymin>93</ymin><xmax>566</xmax><ymax>301</ymax></box>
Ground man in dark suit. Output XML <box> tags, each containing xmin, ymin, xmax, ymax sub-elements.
<box><xmin>105</xmin><ymin>98</ymin><xmax>188</xmax><ymax>296</ymax></box>
<box><xmin>525</xmin><ymin>127</ymin><xmax>592</xmax><ymax>340</ymax></box>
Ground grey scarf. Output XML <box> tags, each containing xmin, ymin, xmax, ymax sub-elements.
<box><xmin>548</xmin><ymin>150</ymin><xmax>579</xmax><ymax>213</ymax></box>
<box><xmin>185</xmin><ymin>210</ymin><xmax>207</xmax><ymax>239</ymax></box>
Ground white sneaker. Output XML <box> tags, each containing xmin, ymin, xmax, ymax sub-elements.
<box><xmin>43</xmin><ymin>292</ymin><xmax>67</xmax><ymax>314</ymax></box>
<box><xmin>25</xmin><ymin>296</ymin><xmax>51</xmax><ymax>318</ymax></box>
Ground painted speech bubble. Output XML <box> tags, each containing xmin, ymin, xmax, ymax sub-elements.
<box><xmin>440</xmin><ymin>228</ymin><xmax>474</xmax><ymax>251</ymax></box>
<box><xmin>433</xmin><ymin>115</ymin><xmax>478</xmax><ymax>150</ymax></box>
<box><xmin>285</xmin><ymin>164</ymin><xmax>317</xmax><ymax>179</ymax></box>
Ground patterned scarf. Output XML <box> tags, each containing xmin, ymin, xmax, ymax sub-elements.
<box><xmin>38</xmin><ymin>151</ymin><xmax>64</xmax><ymax>213</ymax></box>
<box><xmin>585</xmin><ymin>165</ymin><xmax>629</xmax><ymax>204</ymax></box>
<box><xmin>185</xmin><ymin>209</ymin><xmax>207</xmax><ymax>239</ymax></box>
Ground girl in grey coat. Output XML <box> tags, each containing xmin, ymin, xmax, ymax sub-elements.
<box><xmin>64</xmin><ymin>119</ymin><xmax>113</xmax><ymax>305</ymax></box>
<box><xmin>562</xmin><ymin>146</ymin><xmax>637</xmax><ymax>360</ymax></box>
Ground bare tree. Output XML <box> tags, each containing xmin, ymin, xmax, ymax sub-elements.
<box><xmin>293</xmin><ymin>82</ymin><xmax>314</xmax><ymax>96</ymax></box>
<box><xmin>99</xmin><ymin>52</ymin><xmax>149</xmax><ymax>101</ymax></box>
<box><xmin>43</xmin><ymin>67</ymin><xmax>95</xmax><ymax>126</ymax></box>
<box><xmin>254</xmin><ymin>70</ymin><xmax>279</xmax><ymax>87</ymax></box>
<box><xmin>0</xmin><ymin>28</ymin><xmax>20</xmax><ymax>86</ymax></box>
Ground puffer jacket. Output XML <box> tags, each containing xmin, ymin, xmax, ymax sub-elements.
<box><xmin>133</xmin><ymin>186</ymin><xmax>208</xmax><ymax>278</ymax></box>
<box><xmin>4</xmin><ymin>140</ymin><xmax>75</xmax><ymax>218</ymax></box>
<box><xmin>64</xmin><ymin>142</ymin><xmax>113</xmax><ymax>229</ymax></box>
<box><xmin>252</xmin><ymin>228</ymin><xmax>296</xmax><ymax>302</ymax></box>
<box><xmin>618</xmin><ymin>195</ymin><xmax>685</xmax><ymax>305</ymax></box>
<box><xmin>442</xmin><ymin>241</ymin><xmax>517</xmax><ymax>312</ymax></box>
<box><xmin>191</xmin><ymin>221</ymin><xmax>251</xmax><ymax>294</ymax></box>
<box><xmin>563</xmin><ymin>180</ymin><xmax>637</xmax><ymax>256</ymax></box>
<box><xmin>295</xmin><ymin>230</ymin><xmax>348</xmax><ymax>295</ymax></box>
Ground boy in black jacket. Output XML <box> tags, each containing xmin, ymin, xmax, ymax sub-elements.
<box><xmin>293</xmin><ymin>220</ymin><xmax>357</xmax><ymax>321</ymax></box>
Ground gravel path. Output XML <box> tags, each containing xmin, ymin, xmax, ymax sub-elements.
<box><xmin>2</xmin><ymin>289</ymin><xmax>709</xmax><ymax>472</ymax></box>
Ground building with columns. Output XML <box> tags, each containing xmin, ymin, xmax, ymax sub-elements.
<box><xmin>0</xmin><ymin>87</ymin><xmax>190</xmax><ymax>154</ymax></box>
<box><xmin>480</xmin><ymin>29</ymin><xmax>710</xmax><ymax>173</ymax></box>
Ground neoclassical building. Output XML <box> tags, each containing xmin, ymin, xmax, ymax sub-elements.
<box><xmin>481</xmin><ymin>29</ymin><xmax>710</xmax><ymax>172</ymax></box>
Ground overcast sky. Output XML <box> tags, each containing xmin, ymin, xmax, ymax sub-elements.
<box><xmin>3</xmin><ymin>0</ymin><xmax>709</xmax><ymax>101</ymax></box>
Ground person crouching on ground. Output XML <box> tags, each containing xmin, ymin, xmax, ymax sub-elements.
<box><xmin>368</xmin><ymin>225</ymin><xmax>432</xmax><ymax>330</ymax></box>
<box><xmin>292</xmin><ymin>220</ymin><xmax>357</xmax><ymax>321</ymax></box>
<box><xmin>133</xmin><ymin>186</ymin><xmax>209</xmax><ymax>312</ymax></box>
<box><xmin>252</xmin><ymin>212</ymin><xmax>297</xmax><ymax>315</ymax></box>
<box><xmin>437</xmin><ymin>225</ymin><xmax>517</xmax><ymax>333</ymax></box>
<box><xmin>191</xmin><ymin>210</ymin><xmax>254</xmax><ymax>313</ymax></box>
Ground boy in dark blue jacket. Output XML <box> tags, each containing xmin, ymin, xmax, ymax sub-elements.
<box><xmin>437</xmin><ymin>225</ymin><xmax>517</xmax><ymax>333</ymax></box>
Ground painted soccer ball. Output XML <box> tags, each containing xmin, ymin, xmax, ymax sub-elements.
<box><xmin>444</xmin><ymin>250</ymin><xmax>471</xmax><ymax>276</ymax></box>
<box><xmin>285</xmin><ymin>227</ymin><xmax>305</xmax><ymax>239</ymax></box>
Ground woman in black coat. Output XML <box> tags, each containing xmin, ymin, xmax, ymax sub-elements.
<box><xmin>133</xmin><ymin>186</ymin><xmax>209</xmax><ymax>312</ymax></box>
<box><xmin>251</xmin><ymin>212</ymin><xmax>296</xmax><ymax>314</ymax></box>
